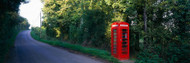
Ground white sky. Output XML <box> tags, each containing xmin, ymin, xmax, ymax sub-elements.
<box><xmin>19</xmin><ymin>0</ymin><xmax>43</xmax><ymax>27</ymax></box>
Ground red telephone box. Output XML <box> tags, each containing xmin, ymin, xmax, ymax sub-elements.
<box><xmin>111</xmin><ymin>21</ymin><xmax>129</xmax><ymax>60</ymax></box>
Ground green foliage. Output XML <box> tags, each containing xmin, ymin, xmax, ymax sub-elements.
<box><xmin>31</xmin><ymin>27</ymin><xmax>59</xmax><ymax>41</ymax></box>
<box><xmin>136</xmin><ymin>43</ymin><xmax>190</xmax><ymax>63</ymax></box>
<box><xmin>42</xmin><ymin>0</ymin><xmax>113</xmax><ymax>50</ymax></box>
<box><xmin>135</xmin><ymin>0</ymin><xmax>190</xmax><ymax>63</ymax></box>
<box><xmin>0</xmin><ymin>31</ymin><xmax>19</xmax><ymax>63</ymax></box>
<box><xmin>42</xmin><ymin>0</ymin><xmax>190</xmax><ymax>62</ymax></box>
<box><xmin>0</xmin><ymin>0</ymin><xmax>30</xmax><ymax>62</ymax></box>
<box><xmin>79</xmin><ymin>9</ymin><xmax>110</xmax><ymax>47</ymax></box>
<box><xmin>31</xmin><ymin>27</ymin><xmax>120</xmax><ymax>63</ymax></box>
<box><xmin>0</xmin><ymin>13</ymin><xmax>30</xmax><ymax>63</ymax></box>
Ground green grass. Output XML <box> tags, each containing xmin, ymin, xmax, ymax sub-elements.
<box><xmin>0</xmin><ymin>31</ymin><xmax>20</xmax><ymax>63</ymax></box>
<box><xmin>31</xmin><ymin>30</ymin><xmax>120</xmax><ymax>63</ymax></box>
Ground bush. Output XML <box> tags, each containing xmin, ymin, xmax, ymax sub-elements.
<box><xmin>136</xmin><ymin>42</ymin><xmax>190</xmax><ymax>63</ymax></box>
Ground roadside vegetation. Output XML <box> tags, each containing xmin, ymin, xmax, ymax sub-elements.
<box><xmin>31</xmin><ymin>27</ymin><xmax>120</xmax><ymax>63</ymax></box>
<box><xmin>40</xmin><ymin>0</ymin><xmax>190</xmax><ymax>63</ymax></box>
<box><xmin>0</xmin><ymin>0</ymin><xmax>30</xmax><ymax>63</ymax></box>
<box><xmin>0</xmin><ymin>0</ymin><xmax>189</xmax><ymax>63</ymax></box>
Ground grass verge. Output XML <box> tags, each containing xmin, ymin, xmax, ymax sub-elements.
<box><xmin>0</xmin><ymin>31</ymin><xmax>20</xmax><ymax>63</ymax></box>
<box><xmin>31</xmin><ymin>30</ymin><xmax>120</xmax><ymax>63</ymax></box>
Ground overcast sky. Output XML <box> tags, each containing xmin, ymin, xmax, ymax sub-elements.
<box><xmin>19</xmin><ymin>0</ymin><xmax>43</xmax><ymax>28</ymax></box>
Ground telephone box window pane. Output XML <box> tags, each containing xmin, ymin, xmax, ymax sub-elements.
<box><xmin>122</xmin><ymin>39</ymin><xmax>127</xmax><ymax>41</ymax></box>
<box><xmin>122</xmin><ymin>35</ymin><xmax>127</xmax><ymax>38</ymax></box>
<box><xmin>122</xmin><ymin>29</ymin><xmax>127</xmax><ymax>32</ymax></box>
<box><xmin>114</xmin><ymin>36</ymin><xmax>117</xmax><ymax>38</ymax></box>
<box><xmin>122</xmin><ymin>52</ymin><xmax>127</xmax><ymax>54</ymax></box>
<box><xmin>122</xmin><ymin>49</ymin><xmax>127</xmax><ymax>51</ymax></box>
<box><xmin>114</xmin><ymin>39</ymin><xmax>116</xmax><ymax>41</ymax></box>
<box><xmin>114</xmin><ymin>51</ymin><xmax>116</xmax><ymax>53</ymax></box>
<box><xmin>122</xmin><ymin>34</ymin><xmax>127</xmax><ymax>38</ymax></box>
<box><xmin>122</xmin><ymin>33</ymin><xmax>126</xmax><ymax>35</ymax></box>
<box><xmin>114</xmin><ymin>45</ymin><xmax>117</xmax><ymax>47</ymax></box>
<box><xmin>122</xmin><ymin>42</ymin><xmax>127</xmax><ymax>44</ymax></box>
<box><xmin>114</xmin><ymin>42</ymin><xmax>116</xmax><ymax>44</ymax></box>
<box><xmin>113</xmin><ymin>29</ymin><xmax>117</xmax><ymax>32</ymax></box>
<box><xmin>114</xmin><ymin>42</ymin><xmax>117</xmax><ymax>44</ymax></box>
<box><xmin>114</xmin><ymin>33</ymin><xmax>117</xmax><ymax>35</ymax></box>
<box><xmin>122</xmin><ymin>45</ymin><xmax>127</xmax><ymax>47</ymax></box>
<box><xmin>122</xmin><ymin>36</ymin><xmax>125</xmax><ymax>38</ymax></box>
<box><xmin>114</xmin><ymin>49</ymin><xmax>116</xmax><ymax>51</ymax></box>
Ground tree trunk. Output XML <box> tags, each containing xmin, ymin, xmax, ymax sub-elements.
<box><xmin>143</xmin><ymin>2</ymin><xmax>147</xmax><ymax>49</ymax></box>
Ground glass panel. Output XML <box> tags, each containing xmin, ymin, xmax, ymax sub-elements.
<box><xmin>122</xmin><ymin>33</ymin><xmax>126</xmax><ymax>35</ymax></box>
<box><xmin>113</xmin><ymin>29</ymin><xmax>117</xmax><ymax>32</ymax></box>
<box><xmin>122</xmin><ymin>45</ymin><xmax>127</xmax><ymax>48</ymax></box>
<box><xmin>122</xmin><ymin>33</ymin><xmax>127</xmax><ymax>38</ymax></box>
<box><xmin>122</xmin><ymin>49</ymin><xmax>127</xmax><ymax>51</ymax></box>
<box><xmin>114</xmin><ymin>33</ymin><xmax>117</xmax><ymax>35</ymax></box>
<box><xmin>114</xmin><ymin>51</ymin><xmax>116</xmax><ymax>53</ymax></box>
<box><xmin>122</xmin><ymin>36</ymin><xmax>125</xmax><ymax>38</ymax></box>
<box><xmin>114</xmin><ymin>42</ymin><xmax>117</xmax><ymax>44</ymax></box>
<box><xmin>122</xmin><ymin>42</ymin><xmax>127</xmax><ymax>44</ymax></box>
<box><xmin>114</xmin><ymin>39</ymin><xmax>116</xmax><ymax>41</ymax></box>
<box><xmin>122</xmin><ymin>39</ymin><xmax>127</xmax><ymax>41</ymax></box>
<box><xmin>114</xmin><ymin>36</ymin><xmax>117</xmax><ymax>38</ymax></box>
<box><xmin>114</xmin><ymin>45</ymin><xmax>117</xmax><ymax>47</ymax></box>
<box><xmin>122</xmin><ymin>29</ymin><xmax>127</xmax><ymax>32</ymax></box>
<box><xmin>122</xmin><ymin>52</ymin><xmax>127</xmax><ymax>54</ymax></box>
<box><xmin>113</xmin><ymin>29</ymin><xmax>117</xmax><ymax>54</ymax></box>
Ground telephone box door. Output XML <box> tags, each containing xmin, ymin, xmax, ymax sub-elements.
<box><xmin>111</xmin><ymin>22</ymin><xmax>119</xmax><ymax>58</ymax></box>
<box><xmin>118</xmin><ymin>22</ymin><xmax>129</xmax><ymax>60</ymax></box>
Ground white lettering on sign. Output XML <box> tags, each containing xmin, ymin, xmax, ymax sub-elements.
<box><xmin>112</xmin><ymin>25</ymin><xmax>118</xmax><ymax>27</ymax></box>
<box><xmin>120</xmin><ymin>24</ymin><xmax>128</xmax><ymax>27</ymax></box>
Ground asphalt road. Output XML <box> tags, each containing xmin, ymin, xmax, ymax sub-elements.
<box><xmin>8</xmin><ymin>30</ymin><xmax>102</xmax><ymax>63</ymax></box>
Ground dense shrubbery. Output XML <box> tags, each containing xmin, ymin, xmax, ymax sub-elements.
<box><xmin>0</xmin><ymin>0</ymin><xmax>30</xmax><ymax>62</ymax></box>
<box><xmin>42</xmin><ymin>0</ymin><xmax>113</xmax><ymax>50</ymax></box>
<box><xmin>136</xmin><ymin>43</ymin><xmax>190</xmax><ymax>63</ymax></box>
<box><xmin>31</xmin><ymin>27</ymin><xmax>58</xmax><ymax>41</ymax></box>
<box><xmin>71</xmin><ymin>9</ymin><xmax>110</xmax><ymax>48</ymax></box>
